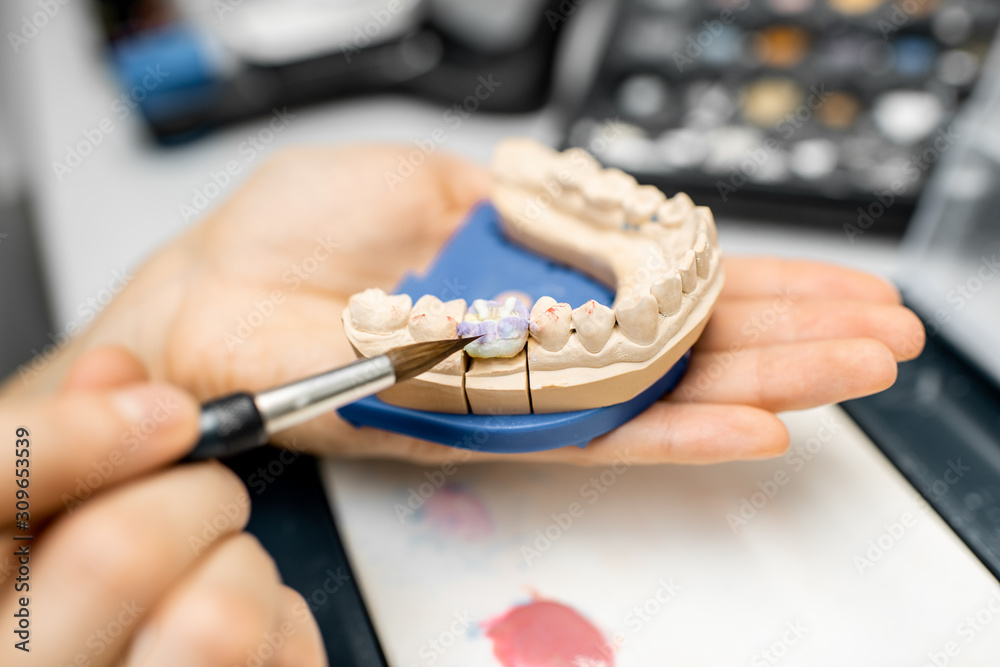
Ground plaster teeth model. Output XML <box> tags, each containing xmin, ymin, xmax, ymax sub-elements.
<box><xmin>342</xmin><ymin>138</ymin><xmax>724</xmax><ymax>414</ymax></box>
<box><xmin>342</xmin><ymin>288</ymin><xmax>470</xmax><ymax>414</ymax></box>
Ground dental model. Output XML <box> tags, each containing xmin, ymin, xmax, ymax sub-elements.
<box><xmin>341</xmin><ymin>138</ymin><xmax>724</xmax><ymax>414</ymax></box>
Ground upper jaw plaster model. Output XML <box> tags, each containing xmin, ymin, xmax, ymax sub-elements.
<box><xmin>341</xmin><ymin>138</ymin><xmax>725</xmax><ymax>415</ymax></box>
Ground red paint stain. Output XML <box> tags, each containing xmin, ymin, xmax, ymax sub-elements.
<box><xmin>420</xmin><ymin>484</ymin><xmax>493</xmax><ymax>542</ymax></box>
<box><xmin>486</xmin><ymin>600</ymin><xmax>613</xmax><ymax>667</ymax></box>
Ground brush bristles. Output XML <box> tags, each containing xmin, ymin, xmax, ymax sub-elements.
<box><xmin>387</xmin><ymin>337</ymin><xmax>479</xmax><ymax>383</ymax></box>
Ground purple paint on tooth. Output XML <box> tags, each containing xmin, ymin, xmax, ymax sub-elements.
<box><xmin>458</xmin><ymin>298</ymin><xmax>530</xmax><ymax>358</ymax></box>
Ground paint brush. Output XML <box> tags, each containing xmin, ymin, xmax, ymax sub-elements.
<box><xmin>184</xmin><ymin>336</ymin><xmax>482</xmax><ymax>461</ymax></box>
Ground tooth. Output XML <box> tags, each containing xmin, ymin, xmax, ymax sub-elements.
<box><xmin>408</xmin><ymin>295</ymin><xmax>466</xmax><ymax>342</ymax></box>
<box><xmin>651</xmin><ymin>274</ymin><xmax>682</xmax><ymax>315</ymax></box>
<box><xmin>348</xmin><ymin>288</ymin><xmax>412</xmax><ymax>334</ymax></box>
<box><xmin>495</xmin><ymin>292</ymin><xmax>532</xmax><ymax>311</ymax></box>
<box><xmin>615</xmin><ymin>293</ymin><xmax>659</xmax><ymax>345</ymax></box>
<box><xmin>625</xmin><ymin>185</ymin><xmax>667</xmax><ymax>226</ymax></box>
<box><xmin>457</xmin><ymin>298</ymin><xmax>530</xmax><ymax>358</ymax></box>
<box><xmin>581</xmin><ymin>168</ymin><xmax>638</xmax><ymax>210</ymax></box>
<box><xmin>529</xmin><ymin>297</ymin><xmax>573</xmax><ymax>351</ymax></box>
<box><xmin>572</xmin><ymin>300</ymin><xmax>615</xmax><ymax>353</ymax></box>
<box><xmin>656</xmin><ymin>192</ymin><xmax>695</xmax><ymax>227</ymax></box>
<box><xmin>678</xmin><ymin>250</ymin><xmax>697</xmax><ymax>293</ymax></box>
<box><xmin>694</xmin><ymin>233</ymin><xmax>710</xmax><ymax>279</ymax></box>
<box><xmin>696</xmin><ymin>206</ymin><xmax>718</xmax><ymax>244</ymax></box>
<box><xmin>553</xmin><ymin>148</ymin><xmax>600</xmax><ymax>189</ymax></box>
<box><xmin>530</xmin><ymin>296</ymin><xmax>557</xmax><ymax>319</ymax></box>
<box><xmin>492</xmin><ymin>138</ymin><xmax>558</xmax><ymax>187</ymax></box>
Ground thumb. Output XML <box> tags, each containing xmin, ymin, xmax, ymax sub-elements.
<box><xmin>3</xmin><ymin>378</ymin><xmax>199</xmax><ymax>524</ymax></box>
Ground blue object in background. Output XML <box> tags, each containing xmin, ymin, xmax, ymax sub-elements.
<box><xmin>893</xmin><ymin>36</ymin><xmax>938</xmax><ymax>77</ymax></box>
<box><xmin>337</xmin><ymin>202</ymin><xmax>692</xmax><ymax>453</ymax></box>
<box><xmin>110</xmin><ymin>24</ymin><xmax>220</xmax><ymax>126</ymax></box>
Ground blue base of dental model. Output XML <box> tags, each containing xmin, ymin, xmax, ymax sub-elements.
<box><xmin>337</xmin><ymin>201</ymin><xmax>692</xmax><ymax>453</ymax></box>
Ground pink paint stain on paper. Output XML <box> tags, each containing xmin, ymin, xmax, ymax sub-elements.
<box><xmin>486</xmin><ymin>599</ymin><xmax>614</xmax><ymax>667</ymax></box>
<box><xmin>419</xmin><ymin>483</ymin><xmax>494</xmax><ymax>542</ymax></box>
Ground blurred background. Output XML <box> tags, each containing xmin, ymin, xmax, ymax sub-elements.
<box><xmin>2</xmin><ymin>0</ymin><xmax>998</xmax><ymax>377</ymax></box>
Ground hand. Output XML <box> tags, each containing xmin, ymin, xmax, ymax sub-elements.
<box><xmin>0</xmin><ymin>346</ymin><xmax>326</xmax><ymax>666</ymax></box>
<box><xmin>9</xmin><ymin>146</ymin><xmax>924</xmax><ymax>465</ymax></box>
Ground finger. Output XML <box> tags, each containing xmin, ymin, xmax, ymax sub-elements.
<box><xmin>2</xmin><ymin>462</ymin><xmax>249</xmax><ymax>667</ymax></box>
<box><xmin>697</xmin><ymin>298</ymin><xmax>926</xmax><ymax>360</ymax></box>
<box><xmin>720</xmin><ymin>256</ymin><xmax>901</xmax><ymax>304</ymax></box>
<box><xmin>269</xmin><ymin>587</ymin><xmax>327</xmax><ymax>667</ymax></box>
<box><xmin>121</xmin><ymin>534</ymin><xmax>282</xmax><ymax>667</ymax></box>
<box><xmin>541</xmin><ymin>401</ymin><xmax>790</xmax><ymax>464</ymax></box>
<box><xmin>1</xmin><ymin>381</ymin><xmax>199</xmax><ymax>522</ymax></box>
<box><xmin>61</xmin><ymin>345</ymin><xmax>149</xmax><ymax>392</ymax></box>
<box><xmin>315</xmin><ymin>399</ymin><xmax>789</xmax><ymax>465</ymax></box>
<box><xmin>674</xmin><ymin>338</ymin><xmax>899</xmax><ymax>411</ymax></box>
<box><xmin>204</xmin><ymin>146</ymin><xmax>491</xmax><ymax>293</ymax></box>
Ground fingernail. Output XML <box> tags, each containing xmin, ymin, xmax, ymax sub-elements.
<box><xmin>123</xmin><ymin>624</ymin><xmax>156</xmax><ymax>666</ymax></box>
<box><xmin>111</xmin><ymin>385</ymin><xmax>195</xmax><ymax>429</ymax></box>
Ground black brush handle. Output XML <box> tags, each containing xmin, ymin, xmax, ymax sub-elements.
<box><xmin>184</xmin><ymin>393</ymin><xmax>268</xmax><ymax>462</ymax></box>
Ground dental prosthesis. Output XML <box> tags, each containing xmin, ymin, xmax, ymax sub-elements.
<box><xmin>341</xmin><ymin>138</ymin><xmax>725</xmax><ymax>414</ymax></box>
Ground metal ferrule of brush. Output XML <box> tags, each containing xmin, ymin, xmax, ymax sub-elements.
<box><xmin>255</xmin><ymin>356</ymin><xmax>395</xmax><ymax>435</ymax></box>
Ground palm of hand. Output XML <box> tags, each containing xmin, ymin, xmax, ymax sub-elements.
<box><xmin>152</xmin><ymin>147</ymin><xmax>923</xmax><ymax>465</ymax></box>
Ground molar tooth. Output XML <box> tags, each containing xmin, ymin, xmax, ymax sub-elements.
<box><xmin>581</xmin><ymin>168</ymin><xmax>638</xmax><ymax>210</ymax></box>
<box><xmin>529</xmin><ymin>297</ymin><xmax>573</xmax><ymax>351</ymax></box>
<box><xmin>694</xmin><ymin>232</ymin><xmax>710</xmax><ymax>279</ymax></box>
<box><xmin>458</xmin><ymin>298</ymin><xmax>530</xmax><ymax>358</ymax></box>
<box><xmin>678</xmin><ymin>250</ymin><xmax>697</xmax><ymax>293</ymax></box>
<box><xmin>553</xmin><ymin>148</ymin><xmax>600</xmax><ymax>189</ymax></box>
<box><xmin>656</xmin><ymin>192</ymin><xmax>695</xmax><ymax>226</ymax></box>
<box><xmin>651</xmin><ymin>274</ymin><xmax>682</xmax><ymax>315</ymax></box>
<box><xmin>492</xmin><ymin>138</ymin><xmax>558</xmax><ymax>187</ymax></box>
<box><xmin>615</xmin><ymin>293</ymin><xmax>659</xmax><ymax>345</ymax></box>
<box><xmin>572</xmin><ymin>300</ymin><xmax>615</xmax><ymax>354</ymax></box>
<box><xmin>625</xmin><ymin>185</ymin><xmax>667</xmax><ymax>226</ymax></box>
<box><xmin>408</xmin><ymin>295</ymin><xmax>466</xmax><ymax>342</ymax></box>
<box><xmin>348</xmin><ymin>288</ymin><xmax>412</xmax><ymax>334</ymax></box>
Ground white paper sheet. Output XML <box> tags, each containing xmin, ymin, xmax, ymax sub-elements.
<box><xmin>323</xmin><ymin>406</ymin><xmax>1000</xmax><ymax>666</ymax></box>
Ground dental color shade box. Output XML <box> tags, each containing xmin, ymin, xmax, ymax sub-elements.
<box><xmin>336</xmin><ymin>201</ymin><xmax>691</xmax><ymax>453</ymax></box>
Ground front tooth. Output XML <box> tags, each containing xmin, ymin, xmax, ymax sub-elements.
<box><xmin>581</xmin><ymin>168</ymin><xmax>638</xmax><ymax>210</ymax></box>
<box><xmin>694</xmin><ymin>232</ymin><xmax>710</xmax><ymax>279</ymax></box>
<box><xmin>625</xmin><ymin>185</ymin><xmax>667</xmax><ymax>226</ymax></box>
<box><xmin>572</xmin><ymin>300</ymin><xmax>615</xmax><ymax>354</ymax></box>
<box><xmin>408</xmin><ymin>294</ymin><xmax>466</xmax><ymax>342</ymax></box>
<box><xmin>553</xmin><ymin>148</ymin><xmax>600</xmax><ymax>189</ymax></box>
<box><xmin>696</xmin><ymin>206</ymin><xmax>718</xmax><ymax>244</ymax></box>
<box><xmin>349</xmin><ymin>288</ymin><xmax>412</xmax><ymax>334</ymax></box>
<box><xmin>529</xmin><ymin>297</ymin><xmax>573</xmax><ymax>351</ymax></box>
<box><xmin>678</xmin><ymin>250</ymin><xmax>697</xmax><ymax>293</ymax></box>
<box><xmin>651</xmin><ymin>274</ymin><xmax>682</xmax><ymax>315</ymax></box>
<box><xmin>656</xmin><ymin>192</ymin><xmax>695</xmax><ymax>227</ymax></box>
<box><xmin>615</xmin><ymin>293</ymin><xmax>659</xmax><ymax>345</ymax></box>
